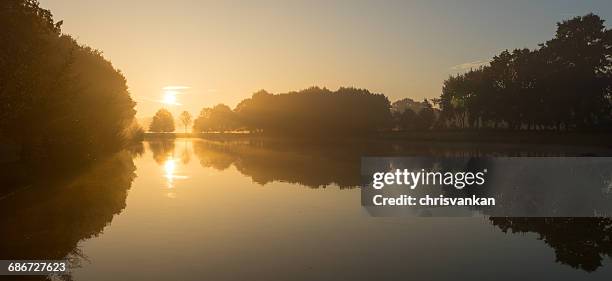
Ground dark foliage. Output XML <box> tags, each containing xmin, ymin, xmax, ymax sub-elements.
<box><xmin>438</xmin><ymin>14</ymin><xmax>612</xmax><ymax>131</ymax></box>
<box><xmin>491</xmin><ymin>218</ymin><xmax>612</xmax><ymax>272</ymax></box>
<box><xmin>232</xmin><ymin>87</ymin><xmax>391</xmax><ymax>135</ymax></box>
<box><xmin>0</xmin><ymin>0</ymin><xmax>139</xmax><ymax>163</ymax></box>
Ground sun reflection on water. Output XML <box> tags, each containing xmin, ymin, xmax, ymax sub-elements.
<box><xmin>163</xmin><ymin>156</ymin><xmax>189</xmax><ymax>191</ymax></box>
<box><xmin>164</xmin><ymin>158</ymin><xmax>177</xmax><ymax>188</ymax></box>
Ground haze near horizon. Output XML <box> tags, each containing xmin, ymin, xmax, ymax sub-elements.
<box><xmin>39</xmin><ymin>0</ymin><xmax>612</xmax><ymax>118</ymax></box>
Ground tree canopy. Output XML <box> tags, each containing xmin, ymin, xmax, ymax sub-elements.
<box><xmin>179</xmin><ymin>111</ymin><xmax>192</xmax><ymax>133</ymax></box>
<box><xmin>192</xmin><ymin>87</ymin><xmax>392</xmax><ymax>135</ymax></box>
<box><xmin>149</xmin><ymin>109</ymin><xmax>175</xmax><ymax>132</ymax></box>
<box><xmin>438</xmin><ymin>13</ymin><xmax>612</xmax><ymax>131</ymax></box>
<box><xmin>233</xmin><ymin>87</ymin><xmax>392</xmax><ymax>135</ymax></box>
<box><xmin>193</xmin><ymin>104</ymin><xmax>240</xmax><ymax>133</ymax></box>
<box><xmin>0</xmin><ymin>0</ymin><xmax>139</xmax><ymax>162</ymax></box>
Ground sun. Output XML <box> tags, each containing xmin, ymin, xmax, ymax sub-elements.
<box><xmin>163</xmin><ymin>90</ymin><xmax>178</xmax><ymax>105</ymax></box>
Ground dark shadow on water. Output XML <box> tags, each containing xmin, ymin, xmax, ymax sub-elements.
<box><xmin>191</xmin><ymin>139</ymin><xmax>612</xmax><ymax>189</ymax></box>
<box><xmin>2</xmin><ymin>139</ymin><xmax>610</xmax><ymax>280</ymax></box>
<box><xmin>192</xmin><ymin>140</ymin><xmax>363</xmax><ymax>188</ymax></box>
<box><xmin>490</xmin><ymin>218</ymin><xmax>612</xmax><ymax>272</ymax></box>
<box><xmin>188</xmin><ymin>138</ymin><xmax>612</xmax><ymax>273</ymax></box>
<box><xmin>0</xmin><ymin>151</ymin><xmax>137</xmax><ymax>280</ymax></box>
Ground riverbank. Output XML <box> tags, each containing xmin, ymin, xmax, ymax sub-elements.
<box><xmin>145</xmin><ymin>130</ymin><xmax>612</xmax><ymax>147</ymax></box>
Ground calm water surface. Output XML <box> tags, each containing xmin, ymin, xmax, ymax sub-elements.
<box><xmin>2</xmin><ymin>139</ymin><xmax>612</xmax><ymax>280</ymax></box>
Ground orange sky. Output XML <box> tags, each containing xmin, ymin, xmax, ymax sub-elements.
<box><xmin>39</xmin><ymin>0</ymin><xmax>612</xmax><ymax>118</ymax></box>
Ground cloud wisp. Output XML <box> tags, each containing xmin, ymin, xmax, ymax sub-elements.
<box><xmin>450</xmin><ymin>60</ymin><xmax>490</xmax><ymax>72</ymax></box>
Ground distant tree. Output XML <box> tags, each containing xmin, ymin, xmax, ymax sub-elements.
<box><xmin>391</xmin><ymin>98</ymin><xmax>426</xmax><ymax>114</ymax></box>
<box><xmin>193</xmin><ymin>104</ymin><xmax>240</xmax><ymax>133</ymax></box>
<box><xmin>179</xmin><ymin>111</ymin><xmax>192</xmax><ymax>133</ymax></box>
<box><xmin>192</xmin><ymin>108</ymin><xmax>212</xmax><ymax>132</ymax></box>
<box><xmin>234</xmin><ymin>87</ymin><xmax>391</xmax><ymax>135</ymax></box>
<box><xmin>398</xmin><ymin>109</ymin><xmax>420</xmax><ymax>130</ymax></box>
<box><xmin>418</xmin><ymin>99</ymin><xmax>436</xmax><ymax>129</ymax></box>
<box><xmin>149</xmin><ymin>109</ymin><xmax>175</xmax><ymax>132</ymax></box>
<box><xmin>392</xmin><ymin>98</ymin><xmax>439</xmax><ymax>130</ymax></box>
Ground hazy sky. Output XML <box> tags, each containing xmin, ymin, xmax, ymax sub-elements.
<box><xmin>39</xmin><ymin>0</ymin><xmax>612</xmax><ymax>117</ymax></box>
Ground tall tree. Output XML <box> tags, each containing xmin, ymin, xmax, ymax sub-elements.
<box><xmin>149</xmin><ymin>109</ymin><xmax>175</xmax><ymax>132</ymax></box>
<box><xmin>439</xmin><ymin>13</ymin><xmax>612</xmax><ymax>131</ymax></box>
<box><xmin>179</xmin><ymin>111</ymin><xmax>192</xmax><ymax>133</ymax></box>
<box><xmin>541</xmin><ymin>13</ymin><xmax>612</xmax><ymax>129</ymax></box>
<box><xmin>0</xmin><ymin>0</ymin><xmax>138</xmax><ymax>162</ymax></box>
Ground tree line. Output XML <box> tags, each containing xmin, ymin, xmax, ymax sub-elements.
<box><xmin>1</xmin><ymin>0</ymin><xmax>141</xmax><ymax>163</ymax></box>
<box><xmin>148</xmin><ymin>13</ymin><xmax>611</xmax><ymax>135</ymax></box>
<box><xmin>151</xmin><ymin>87</ymin><xmax>392</xmax><ymax>136</ymax></box>
<box><xmin>438</xmin><ymin>13</ymin><xmax>612</xmax><ymax>131</ymax></box>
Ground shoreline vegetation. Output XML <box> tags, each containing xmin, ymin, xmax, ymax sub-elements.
<box><xmin>1</xmin><ymin>1</ymin><xmax>142</xmax><ymax>166</ymax></box>
<box><xmin>146</xmin><ymin>13</ymin><xmax>612</xmax><ymax>138</ymax></box>
<box><xmin>145</xmin><ymin>131</ymin><xmax>612</xmax><ymax>147</ymax></box>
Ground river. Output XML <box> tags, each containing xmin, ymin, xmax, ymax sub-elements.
<box><xmin>2</xmin><ymin>138</ymin><xmax>612</xmax><ymax>280</ymax></box>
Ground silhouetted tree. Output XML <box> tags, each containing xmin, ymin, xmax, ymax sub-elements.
<box><xmin>193</xmin><ymin>104</ymin><xmax>240</xmax><ymax>132</ymax></box>
<box><xmin>397</xmin><ymin>109</ymin><xmax>420</xmax><ymax>130</ymax></box>
<box><xmin>234</xmin><ymin>87</ymin><xmax>391</xmax><ymax>135</ymax></box>
<box><xmin>438</xmin><ymin>13</ymin><xmax>612</xmax><ymax>131</ymax></box>
<box><xmin>0</xmin><ymin>0</ymin><xmax>138</xmax><ymax>163</ymax></box>
<box><xmin>491</xmin><ymin>218</ymin><xmax>612</xmax><ymax>272</ymax></box>
<box><xmin>391</xmin><ymin>98</ymin><xmax>439</xmax><ymax>130</ymax></box>
<box><xmin>149</xmin><ymin>109</ymin><xmax>175</xmax><ymax>132</ymax></box>
<box><xmin>418</xmin><ymin>99</ymin><xmax>435</xmax><ymax>129</ymax></box>
<box><xmin>391</xmin><ymin>98</ymin><xmax>427</xmax><ymax>114</ymax></box>
<box><xmin>179</xmin><ymin>111</ymin><xmax>192</xmax><ymax>133</ymax></box>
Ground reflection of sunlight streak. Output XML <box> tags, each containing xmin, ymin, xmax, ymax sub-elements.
<box><xmin>164</xmin><ymin>158</ymin><xmax>176</xmax><ymax>188</ymax></box>
<box><xmin>163</xmin><ymin>157</ymin><xmax>189</xmax><ymax>189</ymax></box>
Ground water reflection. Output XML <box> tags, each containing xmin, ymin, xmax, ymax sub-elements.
<box><xmin>491</xmin><ymin>218</ymin><xmax>612</xmax><ymax>272</ymax></box>
<box><xmin>0</xmin><ymin>150</ymin><xmax>137</xmax><ymax>279</ymax></box>
<box><xmin>192</xmin><ymin>140</ymin><xmax>361</xmax><ymax>188</ymax></box>
<box><xmin>164</xmin><ymin>158</ymin><xmax>176</xmax><ymax>188</ymax></box>
<box><xmin>363</xmin><ymin>157</ymin><xmax>612</xmax><ymax>217</ymax></box>
<box><xmin>148</xmin><ymin>140</ymin><xmax>175</xmax><ymax>164</ymax></box>
<box><xmin>192</xmin><ymin>139</ymin><xmax>612</xmax><ymax>189</ymax></box>
<box><xmin>1</xmin><ymin>138</ymin><xmax>612</xmax><ymax>280</ymax></box>
<box><xmin>149</xmin><ymin>140</ymin><xmax>189</xmax><ymax>190</ymax></box>
<box><xmin>187</xmin><ymin>138</ymin><xmax>612</xmax><ymax>273</ymax></box>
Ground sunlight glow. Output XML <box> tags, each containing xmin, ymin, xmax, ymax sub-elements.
<box><xmin>162</xmin><ymin>156</ymin><xmax>189</xmax><ymax>190</ymax></box>
<box><xmin>163</xmin><ymin>86</ymin><xmax>190</xmax><ymax>90</ymax></box>
<box><xmin>163</xmin><ymin>90</ymin><xmax>178</xmax><ymax>105</ymax></box>
<box><xmin>163</xmin><ymin>93</ymin><xmax>177</xmax><ymax>105</ymax></box>
<box><xmin>164</xmin><ymin>158</ymin><xmax>176</xmax><ymax>188</ymax></box>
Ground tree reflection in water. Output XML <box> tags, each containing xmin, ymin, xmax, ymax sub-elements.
<box><xmin>2</xmin><ymin>139</ymin><xmax>609</xmax><ymax>280</ymax></box>
<box><xmin>0</xmin><ymin>151</ymin><xmax>137</xmax><ymax>280</ymax></box>
<box><xmin>490</xmin><ymin>217</ymin><xmax>612</xmax><ymax>272</ymax></box>
<box><xmin>148</xmin><ymin>140</ymin><xmax>189</xmax><ymax>190</ymax></box>
<box><xmin>190</xmin><ymin>139</ymin><xmax>612</xmax><ymax>272</ymax></box>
